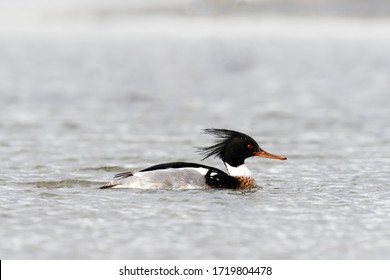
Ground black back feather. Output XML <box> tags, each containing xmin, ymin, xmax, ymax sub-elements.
<box><xmin>197</xmin><ymin>128</ymin><xmax>255</xmax><ymax>160</ymax></box>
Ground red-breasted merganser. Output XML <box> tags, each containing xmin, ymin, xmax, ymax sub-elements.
<box><xmin>101</xmin><ymin>129</ymin><xmax>286</xmax><ymax>190</ymax></box>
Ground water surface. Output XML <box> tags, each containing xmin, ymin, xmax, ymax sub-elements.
<box><xmin>1</xmin><ymin>19</ymin><xmax>390</xmax><ymax>259</ymax></box>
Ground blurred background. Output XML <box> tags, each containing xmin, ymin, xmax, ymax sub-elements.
<box><xmin>2</xmin><ymin>0</ymin><xmax>390</xmax><ymax>20</ymax></box>
<box><xmin>1</xmin><ymin>0</ymin><xmax>390</xmax><ymax>259</ymax></box>
<box><xmin>2</xmin><ymin>0</ymin><xmax>390</xmax><ymax>34</ymax></box>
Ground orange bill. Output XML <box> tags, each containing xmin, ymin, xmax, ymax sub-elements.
<box><xmin>254</xmin><ymin>150</ymin><xmax>287</xmax><ymax>160</ymax></box>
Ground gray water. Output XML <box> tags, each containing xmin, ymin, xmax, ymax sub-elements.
<box><xmin>1</xmin><ymin>18</ymin><xmax>390</xmax><ymax>259</ymax></box>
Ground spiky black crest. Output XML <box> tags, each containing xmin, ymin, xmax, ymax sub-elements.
<box><xmin>197</xmin><ymin>128</ymin><xmax>255</xmax><ymax>160</ymax></box>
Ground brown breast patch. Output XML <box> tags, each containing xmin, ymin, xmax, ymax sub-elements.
<box><xmin>234</xmin><ymin>176</ymin><xmax>257</xmax><ymax>190</ymax></box>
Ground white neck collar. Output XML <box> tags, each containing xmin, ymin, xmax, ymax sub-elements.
<box><xmin>225</xmin><ymin>163</ymin><xmax>252</xmax><ymax>177</ymax></box>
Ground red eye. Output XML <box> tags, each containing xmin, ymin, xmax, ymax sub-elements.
<box><xmin>247</xmin><ymin>144</ymin><xmax>253</xmax><ymax>149</ymax></box>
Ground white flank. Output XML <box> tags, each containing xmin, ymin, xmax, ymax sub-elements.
<box><xmin>225</xmin><ymin>163</ymin><xmax>252</xmax><ymax>177</ymax></box>
<box><xmin>108</xmin><ymin>167</ymin><xmax>210</xmax><ymax>189</ymax></box>
<box><xmin>190</xmin><ymin>167</ymin><xmax>209</xmax><ymax>176</ymax></box>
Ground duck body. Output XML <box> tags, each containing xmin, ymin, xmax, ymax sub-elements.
<box><xmin>101</xmin><ymin>162</ymin><xmax>242</xmax><ymax>190</ymax></box>
<box><xmin>101</xmin><ymin>129</ymin><xmax>286</xmax><ymax>190</ymax></box>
